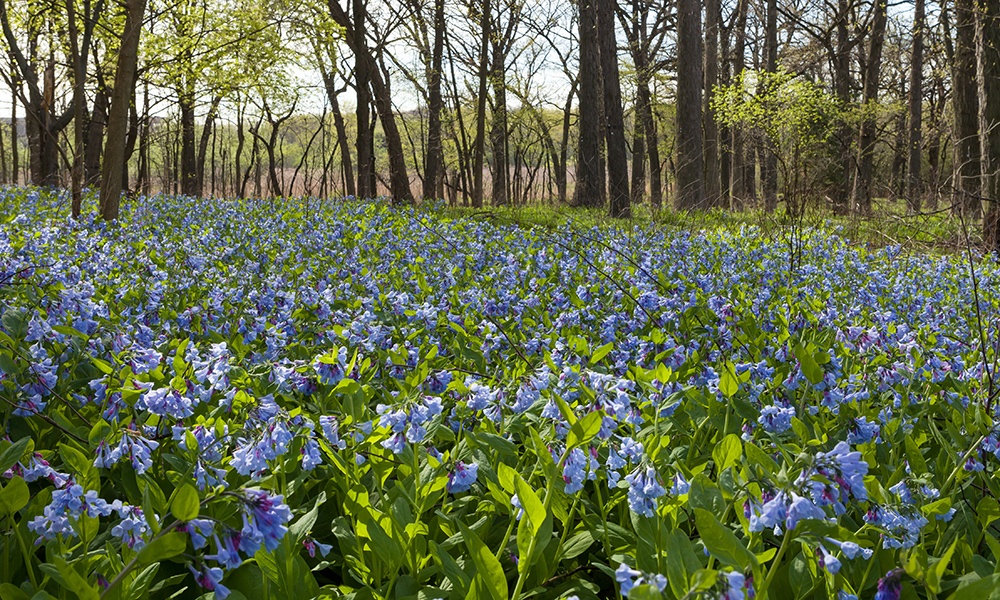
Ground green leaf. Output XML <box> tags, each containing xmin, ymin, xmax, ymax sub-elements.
<box><xmin>694</xmin><ymin>508</ymin><xmax>758</xmax><ymax>571</ymax></box>
<box><xmin>712</xmin><ymin>434</ymin><xmax>742</xmax><ymax>472</ymax></box>
<box><xmin>459</xmin><ymin>522</ymin><xmax>508</xmax><ymax>600</ymax></box>
<box><xmin>794</xmin><ymin>345</ymin><xmax>824</xmax><ymax>385</ymax></box>
<box><xmin>590</xmin><ymin>342</ymin><xmax>613</xmax><ymax>364</ymax></box>
<box><xmin>980</xmin><ymin>498</ymin><xmax>1000</xmax><ymax>529</ymax></box>
<box><xmin>0</xmin><ymin>437</ymin><xmax>32</xmax><ymax>475</ymax></box>
<box><xmin>719</xmin><ymin>362</ymin><xmax>739</xmax><ymax>398</ymax></box>
<box><xmin>170</xmin><ymin>484</ymin><xmax>200</xmax><ymax>521</ymax></box>
<box><xmin>566</xmin><ymin>411</ymin><xmax>603</xmax><ymax>450</ymax></box>
<box><xmin>0</xmin><ymin>583</ymin><xmax>30</xmax><ymax>600</ymax></box>
<box><xmin>948</xmin><ymin>574</ymin><xmax>1000</xmax><ymax>600</ymax></box>
<box><xmin>904</xmin><ymin>435</ymin><xmax>928</xmax><ymax>475</ymax></box>
<box><xmin>0</xmin><ymin>476</ymin><xmax>29</xmax><ymax>515</ymax></box>
<box><xmin>688</xmin><ymin>474</ymin><xmax>726</xmax><ymax>515</ymax></box>
<box><xmin>51</xmin><ymin>556</ymin><xmax>100</xmax><ymax>600</ymax></box>
<box><xmin>137</xmin><ymin>532</ymin><xmax>187</xmax><ymax>566</ymax></box>
<box><xmin>513</xmin><ymin>475</ymin><xmax>546</xmax><ymax>535</ymax></box>
<box><xmin>927</xmin><ymin>539</ymin><xmax>958</xmax><ymax>593</ymax></box>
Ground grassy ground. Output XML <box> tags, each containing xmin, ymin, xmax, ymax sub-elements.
<box><xmin>433</xmin><ymin>197</ymin><xmax>984</xmax><ymax>256</ymax></box>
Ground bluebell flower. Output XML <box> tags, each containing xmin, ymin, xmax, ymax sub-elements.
<box><xmin>447</xmin><ymin>461</ymin><xmax>478</xmax><ymax>493</ymax></box>
<box><xmin>189</xmin><ymin>564</ymin><xmax>230</xmax><ymax>599</ymax></box>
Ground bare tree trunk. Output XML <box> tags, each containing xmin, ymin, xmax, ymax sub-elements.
<box><xmin>85</xmin><ymin>88</ymin><xmax>108</xmax><ymax>186</ymax></box>
<box><xmin>704</xmin><ymin>0</ymin><xmax>721</xmax><ymax>208</ymax></box>
<box><xmin>832</xmin><ymin>0</ymin><xmax>853</xmax><ymax>214</ymax></box>
<box><xmin>907</xmin><ymin>0</ymin><xmax>925</xmax><ymax>211</ymax></box>
<box><xmin>472</xmin><ymin>0</ymin><xmax>490</xmax><ymax>208</ymax></box>
<box><xmin>196</xmin><ymin>96</ymin><xmax>221</xmax><ymax>195</ymax></box>
<box><xmin>100</xmin><ymin>0</ymin><xmax>146</xmax><ymax>220</ymax></box>
<box><xmin>730</xmin><ymin>0</ymin><xmax>749</xmax><ymax>207</ymax></box>
<box><xmin>424</xmin><ymin>0</ymin><xmax>445</xmax><ymax>200</ymax></box>
<box><xmin>676</xmin><ymin>0</ymin><xmax>705</xmax><ymax>209</ymax></box>
<box><xmin>762</xmin><ymin>0</ymin><xmax>778</xmax><ymax>211</ymax></box>
<box><xmin>980</xmin><ymin>0</ymin><xmax>1000</xmax><ymax>249</ymax></box>
<box><xmin>353</xmin><ymin>0</ymin><xmax>374</xmax><ymax>198</ymax></box>
<box><xmin>490</xmin><ymin>36</ymin><xmax>508</xmax><ymax>206</ymax></box>
<box><xmin>599</xmin><ymin>0</ymin><xmax>629</xmax><ymax>217</ymax></box>
<box><xmin>67</xmin><ymin>0</ymin><xmax>86</xmax><ymax>217</ymax></box>
<box><xmin>955</xmin><ymin>0</ymin><xmax>982</xmax><ymax>215</ymax></box>
<box><xmin>574</xmin><ymin>0</ymin><xmax>604</xmax><ymax>208</ymax></box>
<box><xmin>10</xmin><ymin>74</ymin><xmax>18</xmax><ymax>185</ymax></box>
<box><xmin>852</xmin><ymin>0</ymin><xmax>888</xmax><ymax>215</ymax></box>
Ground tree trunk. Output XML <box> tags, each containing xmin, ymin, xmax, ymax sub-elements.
<box><xmin>832</xmin><ymin>0</ymin><xmax>853</xmax><ymax>214</ymax></box>
<box><xmin>574</xmin><ymin>0</ymin><xmax>604</xmax><ymax>208</ymax></box>
<box><xmin>424</xmin><ymin>0</ymin><xmax>445</xmax><ymax>200</ymax></box>
<box><xmin>353</xmin><ymin>0</ymin><xmax>374</xmax><ymax>198</ymax></box>
<box><xmin>980</xmin><ymin>0</ymin><xmax>1000</xmax><ymax>249</ymax></box>
<box><xmin>676</xmin><ymin>0</ymin><xmax>705</xmax><ymax>209</ymax></box>
<box><xmin>67</xmin><ymin>0</ymin><xmax>86</xmax><ymax>217</ymax></box>
<box><xmin>762</xmin><ymin>0</ymin><xmax>778</xmax><ymax>211</ymax></box>
<box><xmin>472</xmin><ymin>0</ymin><xmax>490</xmax><ymax>208</ymax></box>
<box><xmin>852</xmin><ymin>0</ymin><xmax>888</xmax><ymax>215</ymax></box>
<box><xmin>730</xmin><ymin>0</ymin><xmax>749</xmax><ymax>207</ymax></box>
<box><xmin>907</xmin><ymin>0</ymin><xmax>925</xmax><ymax>211</ymax></box>
<box><xmin>490</xmin><ymin>37</ymin><xmax>508</xmax><ymax>206</ymax></box>
<box><xmin>704</xmin><ymin>0</ymin><xmax>721</xmax><ymax>208</ymax></box>
<box><xmin>100</xmin><ymin>0</ymin><xmax>146</xmax><ymax>220</ymax></box>
<box><xmin>599</xmin><ymin>0</ymin><xmax>629</xmax><ymax>217</ymax></box>
<box><xmin>955</xmin><ymin>0</ymin><xmax>982</xmax><ymax>215</ymax></box>
<box><xmin>179</xmin><ymin>81</ymin><xmax>198</xmax><ymax>196</ymax></box>
<box><xmin>196</xmin><ymin>96</ymin><xmax>222</xmax><ymax>195</ymax></box>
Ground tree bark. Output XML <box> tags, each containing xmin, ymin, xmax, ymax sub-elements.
<box><xmin>762</xmin><ymin>0</ymin><xmax>778</xmax><ymax>211</ymax></box>
<box><xmin>676</xmin><ymin>0</ymin><xmax>705</xmax><ymax>209</ymax></box>
<box><xmin>574</xmin><ymin>0</ymin><xmax>604</xmax><ymax>208</ymax></box>
<box><xmin>907</xmin><ymin>0</ymin><xmax>925</xmax><ymax>211</ymax></box>
<box><xmin>353</xmin><ymin>0</ymin><xmax>375</xmax><ymax>198</ymax></box>
<box><xmin>424</xmin><ymin>0</ymin><xmax>445</xmax><ymax>200</ymax></box>
<box><xmin>980</xmin><ymin>0</ymin><xmax>1000</xmax><ymax>249</ymax></box>
<box><xmin>852</xmin><ymin>0</ymin><xmax>888</xmax><ymax>215</ymax></box>
<box><xmin>490</xmin><ymin>35</ymin><xmax>508</xmax><ymax>206</ymax></box>
<box><xmin>704</xmin><ymin>0</ymin><xmax>721</xmax><ymax>208</ymax></box>
<box><xmin>100</xmin><ymin>0</ymin><xmax>146</xmax><ymax>220</ymax></box>
<box><xmin>955</xmin><ymin>0</ymin><xmax>982</xmax><ymax>215</ymax></box>
<box><xmin>328</xmin><ymin>0</ymin><xmax>413</xmax><ymax>203</ymax></box>
<box><xmin>832</xmin><ymin>0</ymin><xmax>853</xmax><ymax>214</ymax></box>
<box><xmin>599</xmin><ymin>0</ymin><xmax>629</xmax><ymax>217</ymax></box>
<box><xmin>472</xmin><ymin>0</ymin><xmax>490</xmax><ymax>208</ymax></box>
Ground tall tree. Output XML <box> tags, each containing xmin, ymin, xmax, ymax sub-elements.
<box><xmin>907</xmin><ymin>0</ymin><xmax>925</xmax><ymax>211</ymax></box>
<box><xmin>981</xmin><ymin>0</ymin><xmax>1000</xmax><ymax>248</ymax></box>
<box><xmin>852</xmin><ymin>0</ymin><xmax>888</xmax><ymax>214</ymax></box>
<box><xmin>425</xmin><ymin>0</ymin><xmax>445</xmax><ymax>200</ymax></box>
<box><xmin>100</xmin><ymin>0</ymin><xmax>147</xmax><ymax>220</ymax></box>
<box><xmin>955</xmin><ymin>0</ymin><xmax>982</xmax><ymax>215</ymax></box>
<box><xmin>676</xmin><ymin>0</ymin><xmax>705</xmax><ymax>209</ymax></box>
<box><xmin>574</xmin><ymin>0</ymin><xmax>604</xmax><ymax>208</ymax></box>
<box><xmin>328</xmin><ymin>0</ymin><xmax>414</xmax><ymax>204</ymax></box>
<box><xmin>762</xmin><ymin>0</ymin><xmax>778</xmax><ymax>211</ymax></box>
<box><xmin>704</xmin><ymin>0</ymin><xmax>721</xmax><ymax>208</ymax></box>
<box><xmin>599</xmin><ymin>0</ymin><xmax>629</xmax><ymax>217</ymax></box>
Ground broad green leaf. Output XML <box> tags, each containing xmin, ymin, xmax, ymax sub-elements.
<box><xmin>794</xmin><ymin>345</ymin><xmax>824</xmax><ymax>385</ymax></box>
<box><xmin>590</xmin><ymin>342</ymin><xmax>613</xmax><ymax>364</ymax></box>
<box><xmin>459</xmin><ymin>522</ymin><xmax>508</xmax><ymax>600</ymax></box>
<box><xmin>51</xmin><ymin>556</ymin><xmax>100</xmax><ymax>600</ymax></box>
<box><xmin>927</xmin><ymin>539</ymin><xmax>958</xmax><ymax>593</ymax></box>
<box><xmin>719</xmin><ymin>362</ymin><xmax>738</xmax><ymax>398</ymax></box>
<box><xmin>0</xmin><ymin>476</ymin><xmax>29</xmax><ymax>515</ymax></box>
<box><xmin>0</xmin><ymin>437</ymin><xmax>32</xmax><ymax>475</ymax></box>
<box><xmin>513</xmin><ymin>475</ymin><xmax>546</xmax><ymax>535</ymax></box>
<box><xmin>713</xmin><ymin>434</ymin><xmax>742</xmax><ymax>471</ymax></box>
<box><xmin>694</xmin><ymin>508</ymin><xmax>758</xmax><ymax>571</ymax></box>
<box><xmin>566</xmin><ymin>411</ymin><xmax>603</xmax><ymax>450</ymax></box>
<box><xmin>170</xmin><ymin>484</ymin><xmax>200</xmax><ymax>522</ymax></box>
<box><xmin>137</xmin><ymin>532</ymin><xmax>187</xmax><ymax>566</ymax></box>
<box><xmin>948</xmin><ymin>574</ymin><xmax>1000</xmax><ymax>600</ymax></box>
